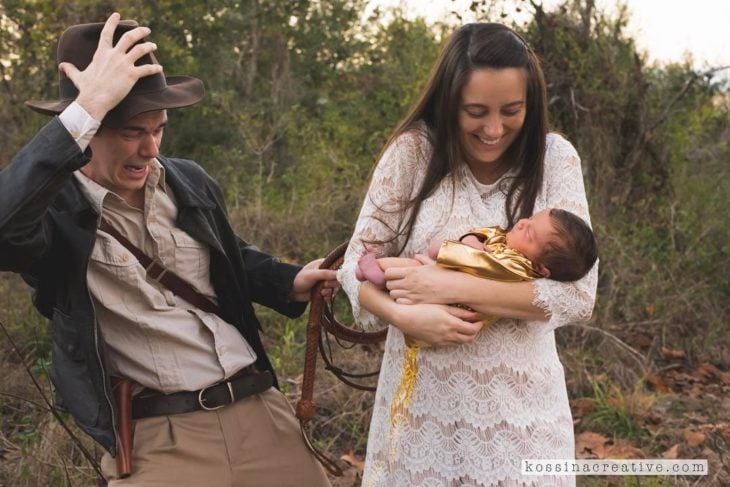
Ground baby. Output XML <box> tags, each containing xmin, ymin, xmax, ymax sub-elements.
<box><xmin>356</xmin><ymin>208</ymin><xmax>598</xmax><ymax>291</ymax></box>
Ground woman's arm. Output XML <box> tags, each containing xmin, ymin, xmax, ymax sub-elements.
<box><xmin>338</xmin><ymin>130</ymin><xmax>487</xmax><ymax>344</ymax></box>
<box><xmin>359</xmin><ymin>281</ymin><xmax>484</xmax><ymax>345</ymax></box>
<box><xmin>529</xmin><ymin>136</ymin><xmax>598</xmax><ymax>329</ymax></box>
<box><xmin>337</xmin><ymin>132</ymin><xmax>423</xmax><ymax>329</ymax></box>
<box><xmin>385</xmin><ymin>258</ymin><xmax>548</xmax><ymax>321</ymax></box>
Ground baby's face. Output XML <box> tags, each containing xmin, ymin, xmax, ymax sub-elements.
<box><xmin>505</xmin><ymin>209</ymin><xmax>556</xmax><ymax>261</ymax></box>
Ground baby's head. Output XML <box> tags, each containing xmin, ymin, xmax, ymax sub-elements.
<box><xmin>506</xmin><ymin>209</ymin><xmax>597</xmax><ymax>281</ymax></box>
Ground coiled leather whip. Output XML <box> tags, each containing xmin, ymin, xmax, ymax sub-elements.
<box><xmin>295</xmin><ymin>241</ymin><xmax>387</xmax><ymax>476</ymax></box>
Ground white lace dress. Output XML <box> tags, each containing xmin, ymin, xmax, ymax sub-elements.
<box><xmin>338</xmin><ymin>128</ymin><xmax>598</xmax><ymax>487</ymax></box>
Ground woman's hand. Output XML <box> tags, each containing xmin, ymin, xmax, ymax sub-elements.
<box><xmin>358</xmin><ymin>281</ymin><xmax>482</xmax><ymax>346</ymax></box>
<box><xmin>392</xmin><ymin>302</ymin><xmax>484</xmax><ymax>346</ymax></box>
<box><xmin>385</xmin><ymin>255</ymin><xmax>456</xmax><ymax>305</ymax></box>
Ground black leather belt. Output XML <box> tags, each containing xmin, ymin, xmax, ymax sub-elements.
<box><xmin>132</xmin><ymin>367</ymin><xmax>274</xmax><ymax>419</ymax></box>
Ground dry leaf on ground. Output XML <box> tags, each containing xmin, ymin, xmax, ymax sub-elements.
<box><xmin>661</xmin><ymin>347</ymin><xmax>687</xmax><ymax>360</ymax></box>
<box><xmin>644</xmin><ymin>371</ymin><xmax>671</xmax><ymax>393</ymax></box>
<box><xmin>683</xmin><ymin>429</ymin><xmax>707</xmax><ymax>447</ymax></box>
<box><xmin>575</xmin><ymin>431</ymin><xmax>608</xmax><ymax>459</ymax></box>
<box><xmin>629</xmin><ymin>332</ymin><xmax>654</xmax><ymax>350</ymax></box>
<box><xmin>662</xmin><ymin>444</ymin><xmax>680</xmax><ymax>459</ymax></box>
<box><xmin>694</xmin><ymin>363</ymin><xmax>722</xmax><ymax>383</ymax></box>
<box><xmin>604</xmin><ymin>440</ymin><xmax>645</xmax><ymax>459</ymax></box>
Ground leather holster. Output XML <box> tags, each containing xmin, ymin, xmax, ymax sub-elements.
<box><xmin>111</xmin><ymin>377</ymin><xmax>133</xmax><ymax>478</ymax></box>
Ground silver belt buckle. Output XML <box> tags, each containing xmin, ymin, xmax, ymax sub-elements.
<box><xmin>198</xmin><ymin>380</ymin><xmax>235</xmax><ymax>411</ymax></box>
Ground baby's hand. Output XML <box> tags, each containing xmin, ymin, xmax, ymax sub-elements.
<box><xmin>460</xmin><ymin>234</ymin><xmax>488</xmax><ymax>251</ymax></box>
<box><xmin>427</xmin><ymin>238</ymin><xmax>443</xmax><ymax>260</ymax></box>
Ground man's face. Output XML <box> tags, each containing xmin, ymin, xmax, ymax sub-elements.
<box><xmin>83</xmin><ymin>110</ymin><xmax>167</xmax><ymax>205</ymax></box>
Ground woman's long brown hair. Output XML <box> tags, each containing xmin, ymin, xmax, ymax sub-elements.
<box><xmin>372</xmin><ymin>23</ymin><xmax>548</xmax><ymax>255</ymax></box>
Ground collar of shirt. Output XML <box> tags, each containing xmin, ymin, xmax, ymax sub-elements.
<box><xmin>73</xmin><ymin>159</ymin><xmax>168</xmax><ymax>214</ymax></box>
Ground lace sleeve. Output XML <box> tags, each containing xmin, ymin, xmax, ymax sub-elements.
<box><xmin>337</xmin><ymin>131</ymin><xmax>429</xmax><ymax>330</ymax></box>
<box><xmin>531</xmin><ymin>134</ymin><xmax>598</xmax><ymax>332</ymax></box>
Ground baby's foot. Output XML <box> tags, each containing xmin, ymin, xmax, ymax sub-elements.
<box><xmin>356</xmin><ymin>251</ymin><xmax>387</xmax><ymax>289</ymax></box>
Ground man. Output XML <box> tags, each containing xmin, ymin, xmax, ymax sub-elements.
<box><xmin>0</xmin><ymin>13</ymin><xmax>335</xmax><ymax>486</ymax></box>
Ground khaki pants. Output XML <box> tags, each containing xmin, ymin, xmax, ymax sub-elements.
<box><xmin>101</xmin><ymin>387</ymin><xmax>330</xmax><ymax>486</ymax></box>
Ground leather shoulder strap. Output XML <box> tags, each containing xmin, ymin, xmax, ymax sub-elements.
<box><xmin>98</xmin><ymin>220</ymin><xmax>224</xmax><ymax>318</ymax></box>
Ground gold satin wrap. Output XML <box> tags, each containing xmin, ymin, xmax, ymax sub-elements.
<box><xmin>388</xmin><ymin>226</ymin><xmax>540</xmax><ymax>451</ymax></box>
<box><xmin>436</xmin><ymin>226</ymin><xmax>540</xmax><ymax>282</ymax></box>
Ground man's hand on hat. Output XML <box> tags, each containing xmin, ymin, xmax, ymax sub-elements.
<box><xmin>59</xmin><ymin>13</ymin><xmax>163</xmax><ymax>122</ymax></box>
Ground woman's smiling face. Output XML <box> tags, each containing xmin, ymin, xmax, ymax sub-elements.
<box><xmin>458</xmin><ymin>67</ymin><xmax>527</xmax><ymax>183</ymax></box>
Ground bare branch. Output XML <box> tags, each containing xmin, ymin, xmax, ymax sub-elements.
<box><xmin>568</xmin><ymin>323</ymin><xmax>648</xmax><ymax>372</ymax></box>
<box><xmin>648</xmin><ymin>65</ymin><xmax>729</xmax><ymax>137</ymax></box>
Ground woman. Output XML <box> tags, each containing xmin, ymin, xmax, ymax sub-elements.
<box><xmin>338</xmin><ymin>23</ymin><xmax>597</xmax><ymax>486</ymax></box>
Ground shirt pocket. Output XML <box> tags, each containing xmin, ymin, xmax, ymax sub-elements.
<box><xmin>88</xmin><ymin>239</ymin><xmax>141</xmax><ymax>306</ymax></box>
<box><xmin>170</xmin><ymin>229</ymin><xmax>210</xmax><ymax>287</ymax></box>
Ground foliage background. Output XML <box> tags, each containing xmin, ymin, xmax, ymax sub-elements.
<box><xmin>0</xmin><ymin>0</ymin><xmax>728</xmax><ymax>485</ymax></box>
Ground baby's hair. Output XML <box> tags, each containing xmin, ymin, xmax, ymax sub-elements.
<box><xmin>539</xmin><ymin>209</ymin><xmax>598</xmax><ymax>282</ymax></box>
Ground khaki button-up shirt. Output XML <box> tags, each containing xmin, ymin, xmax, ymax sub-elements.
<box><xmin>74</xmin><ymin>162</ymin><xmax>257</xmax><ymax>394</ymax></box>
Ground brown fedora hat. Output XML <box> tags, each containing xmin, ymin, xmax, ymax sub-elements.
<box><xmin>25</xmin><ymin>20</ymin><xmax>204</xmax><ymax>128</ymax></box>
